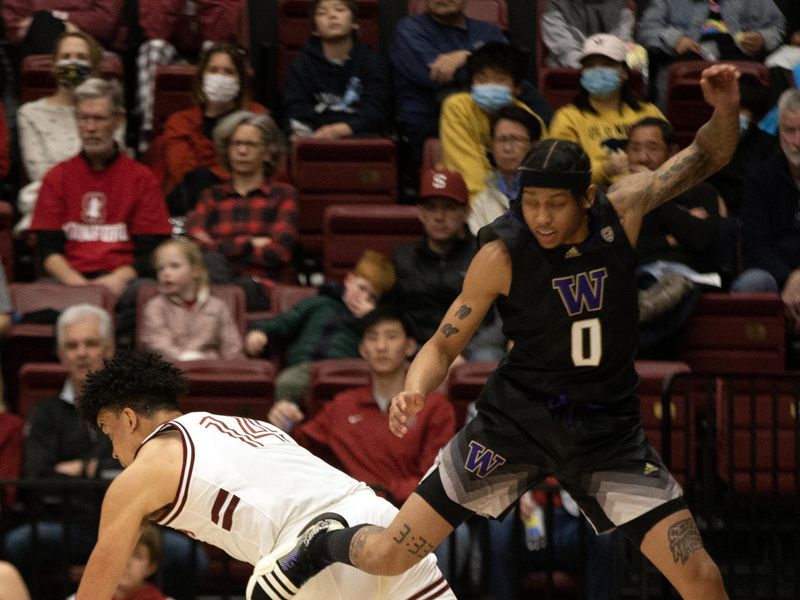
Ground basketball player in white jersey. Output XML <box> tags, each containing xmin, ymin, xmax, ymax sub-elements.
<box><xmin>74</xmin><ymin>350</ymin><xmax>455</xmax><ymax>600</ymax></box>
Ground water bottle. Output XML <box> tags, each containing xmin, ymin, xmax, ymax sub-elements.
<box><xmin>523</xmin><ymin>504</ymin><xmax>546</xmax><ymax>551</ymax></box>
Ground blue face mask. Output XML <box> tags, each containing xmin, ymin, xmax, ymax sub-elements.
<box><xmin>580</xmin><ymin>67</ymin><xmax>622</xmax><ymax>97</ymax></box>
<box><xmin>471</xmin><ymin>84</ymin><xmax>514</xmax><ymax>113</ymax></box>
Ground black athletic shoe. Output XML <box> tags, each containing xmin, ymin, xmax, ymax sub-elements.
<box><xmin>247</xmin><ymin>512</ymin><xmax>349</xmax><ymax>599</ymax></box>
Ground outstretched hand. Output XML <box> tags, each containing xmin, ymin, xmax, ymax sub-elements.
<box><xmin>700</xmin><ymin>63</ymin><xmax>740</xmax><ymax>112</ymax></box>
<box><xmin>389</xmin><ymin>390</ymin><xmax>425</xmax><ymax>438</ymax></box>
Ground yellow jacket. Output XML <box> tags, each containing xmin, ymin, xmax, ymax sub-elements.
<box><xmin>440</xmin><ymin>92</ymin><xmax>547</xmax><ymax>202</ymax></box>
<box><xmin>547</xmin><ymin>100</ymin><xmax>665</xmax><ymax>186</ymax></box>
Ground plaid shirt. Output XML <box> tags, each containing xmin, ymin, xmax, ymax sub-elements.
<box><xmin>187</xmin><ymin>180</ymin><xmax>298</xmax><ymax>276</ymax></box>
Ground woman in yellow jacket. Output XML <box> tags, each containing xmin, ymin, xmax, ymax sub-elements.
<box><xmin>547</xmin><ymin>33</ymin><xmax>665</xmax><ymax>187</ymax></box>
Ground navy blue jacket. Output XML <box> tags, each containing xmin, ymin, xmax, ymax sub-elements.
<box><xmin>739</xmin><ymin>148</ymin><xmax>800</xmax><ymax>286</ymax></box>
<box><xmin>390</xmin><ymin>12</ymin><xmax>506</xmax><ymax>134</ymax></box>
<box><xmin>282</xmin><ymin>37</ymin><xmax>389</xmax><ymax>135</ymax></box>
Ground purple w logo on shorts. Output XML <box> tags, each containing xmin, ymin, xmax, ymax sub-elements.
<box><xmin>464</xmin><ymin>440</ymin><xmax>507</xmax><ymax>478</ymax></box>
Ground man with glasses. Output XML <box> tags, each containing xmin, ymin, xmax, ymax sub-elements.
<box><xmin>30</xmin><ymin>78</ymin><xmax>171</xmax><ymax>345</ymax></box>
<box><xmin>468</xmin><ymin>105</ymin><xmax>542</xmax><ymax>234</ymax></box>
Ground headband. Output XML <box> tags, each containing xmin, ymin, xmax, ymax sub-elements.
<box><xmin>518</xmin><ymin>166</ymin><xmax>592</xmax><ymax>190</ymax></box>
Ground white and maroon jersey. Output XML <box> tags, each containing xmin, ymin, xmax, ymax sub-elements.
<box><xmin>139</xmin><ymin>412</ymin><xmax>367</xmax><ymax>565</ymax></box>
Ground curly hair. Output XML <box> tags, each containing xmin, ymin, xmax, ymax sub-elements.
<box><xmin>80</xmin><ymin>350</ymin><xmax>188</xmax><ymax>429</ymax></box>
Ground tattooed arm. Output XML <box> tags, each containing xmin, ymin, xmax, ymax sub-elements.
<box><xmin>608</xmin><ymin>63</ymin><xmax>740</xmax><ymax>246</ymax></box>
<box><xmin>389</xmin><ymin>241</ymin><xmax>511</xmax><ymax>437</ymax></box>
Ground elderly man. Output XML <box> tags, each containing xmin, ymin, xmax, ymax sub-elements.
<box><xmin>733</xmin><ymin>89</ymin><xmax>800</xmax><ymax>339</ymax></box>
<box><xmin>30</xmin><ymin>77</ymin><xmax>172</xmax><ymax>344</ymax></box>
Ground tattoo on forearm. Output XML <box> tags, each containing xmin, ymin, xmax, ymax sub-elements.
<box><xmin>657</xmin><ymin>151</ymin><xmax>707</xmax><ymax>184</ymax></box>
<box><xmin>351</xmin><ymin>525</ymin><xmax>383</xmax><ymax>566</ymax></box>
<box><xmin>455</xmin><ymin>304</ymin><xmax>472</xmax><ymax>319</ymax></box>
<box><xmin>390</xmin><ymin>522</ymin><xmax>434</xmax><ymax>558</ymax></box>
<box><xmin>441</xmin><ymin>323</ymin><xmax>460</xmax><ymax>337</ymax></box>
<box><xmin>667</xmin><ymin>518</ymin><xmax>703</xmax><ymax>565</ymax></box>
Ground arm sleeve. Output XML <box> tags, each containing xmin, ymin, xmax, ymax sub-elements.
<box><xmin>249</xmin><ymin>297</ymin><xmax>315</xmax><ymax>346</ymax></box>
<box><xmin>138</xmin><ymin>0</ymin><xmax>183</xmax><ymax>40</ymax></box>
<box><xmin>751</xmin><ymin>1</ymin><xmax>786</xmax><ymax>52</ymax></box>
<box><xmin>439</xmin><ymin>96</ymin><xmax>491</xmax><ymax>200</ymax></box>
<box><xmin>30</xmin><ymin>168</ymin><xmax>65</xmax><ymax>232</ymax></box>
<box><xmin>246</xmin><ymin>191</ymin><xmax>298</xmax><ymax>270</ymax></box>
<box><xmin>541</xmin><ymin>8</ymin><xmax>586</xmax><ymax>68</ymax></box>
<box><xmin>36</xmin><ymin>230</ymin><xmax>67</xmax><ymax>261</ymax></box>
<box><xmin>389</xmin><ymin>19</ymin><xmax>443</xmax><ymax>90</ymax></box>
<box><xmin>292</xmin><ymin>404</ymin><xmax>332</xmax><ymax>453</ymax></box>
<box><xmin>654</xmin><ymin>195</ymin><xmax>720</xmax><ymax>254</ymax></box>
<box><xmin>739</xmin><ymin>167</ymin><xmax>792</xmax><ymax>284</ymax></box>
<box><xmin>140</xmin><ymin>299</ymin><xmax>182</xmax><ymax>362</ymax></box>
<box><xmin>17</xmin><ymin>104</ymin><xmax>51</xmax><ymax>183</ymax></box>
<box><xmin>163</xmin><ymin>111</ymin><xmax>203</xmax><ymax>194</ymax></box>
<box><xmin>281</xmin><ymin>54</ymin><xmax>320</xmax><ymax>130</ymax></box>
<box><xmin>636</xmin><ymin>0</ymin><xmax>684</xmax><ymax>54</ymax></box>
<box><xmin>186</xmin><ymin>189</ymin><xmax>219</xmax><ymax>252</ymax></box>
<box><xmin>343</xmin><ymin>50</ymin><xmax>390</xmax><ymax>135</ymax></box>
<box><xmin>612</xmin><ymin>8</ymin><xmax>636</xmax><ymax>42</ymax></box>
<box><xmin>65</xmin><ymin>0</ymin><xmax>125</xmax><ymax>47</ymax></box>
<box><xmin>217</xmin><ymin>304</ymin><xmax>245</xmax><ymax>360</ymax></box>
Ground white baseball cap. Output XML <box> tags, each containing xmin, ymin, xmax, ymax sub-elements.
<box><xmin>580</xmin><ymin>33</ymin><xmax>627</xmax><ymax>64</ymax></box>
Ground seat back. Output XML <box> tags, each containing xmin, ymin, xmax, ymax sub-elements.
<box><xmin>446</xmin><ymin>361</ymin><xmax>498</xmax><ymax>426</ymax></box>
<box><xmin>17</xmin><ymin>363</ymin><xmax>68</xmax><ymax>420</ymax></box>
<box><xmin>307</xmin><ymin>358</ymin><xmax>370</xmax><ymax>416</ymax></box>
<box><xmin>0</xmin><ymin>201</ymin><xmax>13</xmax><ymax>280</ymax></box>
<box><xmin>635</xmin><ymin>360</ymin><xmax>693</xmax><ymax>485</ymax></box>
<box><xmin>270</xmin><ymin>284</ymin><xmax>318</xmax><ymax>313</ymax></box>
<box><xmin>716</xmin><ymin>374</ymin><xmax>799</xmax><ymax>496</ymax></box>
<box><xmin>421</xmin><ymin>138</ymin><xmax>443</xmax><ymax>171</ymax></box>
<box><xmin>323</xmin><ymin>204</ymin><xmax>423</xmax><ymax>282</ymax></box>
<box><xmin>277</xmin><ymin>0</ymin><xmax>381</xmax><ymax>88</ymax></box>
<box><xmin>290</xmin><ymin>138</ymin><xmax>398</xmax><ymax>256</ymax></box>
<box><xmin>20</xmin><ymin>54</ymin><xmax>124</xmax><ymax>103</ymax></box>
<box><xmin>135</xmin><ymin>283</ymin><xmax>247</xmax><ymax>350</ymax></box>
<box><xmin>178</xmin><ymin>359</ymin><xmax>276</xmax><ymax>419</ymax></box>
<box><xmin>407</xmin><ymin>0</ymin><xmax>509</xmax><ymax>29</ymax></box>
<box><xmin>152</xmin><ymin>64</ymin><xmax>196</xmax><ymax>138</ymax></box>
<box><xmin>666</xmin><ymin>60</ymin><xmax>769</xmax><ymax>147</ymax></box>
<box><xmin>10</xmin><ymin>282</ymin><xmax>117</xmax><ymax>315</ymax></box>
<box><xmin>677</xmin><ymin>293</ymin><xmax>786</xmax><ymax>373</ymax></box>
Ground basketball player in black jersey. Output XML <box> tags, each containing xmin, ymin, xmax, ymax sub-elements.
<box><xmin>251</xmin><ymin>64</ymin><xmax>740</xmax><ymax>600</ymax></box>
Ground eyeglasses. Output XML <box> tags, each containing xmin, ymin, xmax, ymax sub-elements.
<box><xmin>494</xmin><ymin>135</ymin><xmax>531</xmax><ymax>147</ymax></box>
<box><xmin>76</xmin><ymin>113</ymin><xmax>114</xmax><ymax>124</ymax></box>
<box><xmin>230</xmin><ymin>140</ymin><xmax>265</xmax><ymax>150</ymax></box>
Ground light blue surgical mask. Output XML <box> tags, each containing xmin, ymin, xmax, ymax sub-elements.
<box><xmin>471</xmin><ymin>84</ymin><xmax>514</xmax><ymax>113</ymax></box>
<box><xmin>580</xmin><ymin>67</ymin><xmax>622</xmax><ymax>97</ymax></box>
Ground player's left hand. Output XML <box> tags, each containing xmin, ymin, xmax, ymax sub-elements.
<box><xmin>700</xmin><ymin>63</ymin><xmax>740</xmax><ymax>112</ymax></box>
<box><xmin>389</xmin><ymin>390</ymin><xmax>425</xmax><ymax>438</ymax></box>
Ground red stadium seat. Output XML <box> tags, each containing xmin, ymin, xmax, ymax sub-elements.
<box><xmin>306</xmin><ymin>358</ymin><xmax>370</xmax><ymax>416</ymax></box>
<box><xmin>179</xmin><ymin>359</ymin><xmax>276</xmax><ymax>419</ymax></box>
<box><xmin>676</xmin><ymin>293</ymin><xmax>786</xmax><ymax>373</ymax></box>
<box><xmin>716</xmin><ymin>374</ymin><xmax>799</xmax><ymax>496</ymax></box>
<box><xmin>277</xmin><ymin>0</ymin><xmax>380</xmax><ymax>88</ymax></box>
<box><xmin>422</xmin><ymin>138</ymin><xmax>443</xmax><ymax>171</ymax></box>
<box><xmin>20</xmin><ymin>54</ymin><xmax>124</xmax><ymax>103</ymax></box>
<box><xmin>152</xmin><ymin>63</ymin><xmax>196</xmax><ymax>138</ymax></box>
<box><xmin>666</xmin><ymin>60</ymin><xmax>769</xmax><ymax>147</ymax></box>
<box><xmin>407</xmin><ymin>0</ymin><xmax>509</xmax><ymax>30</ymax></box>
<box><xmin>446</xmin><ymin>360</ymin><xmax>498</xmax><ymax>427</ymax></box>
<box><xmin>290</xmin><ymin>138</ymin><xmax>398</xmax><ymax>257</ymax></box>
<box><xmin>322</xmin><ymin>204</ymin><xmax>423</xmax><ymax>282</ymax></box>
<box><xmin>17</xmin><ymin>362</ymin><xmax>67</xmax><ymax>420</ymax></box>
<box><xmin>635</xmin><ymin>360</ymin><xmax>693</xmax><ymax>485</ymax></box>
<box><xmin>270</xmin><ymin>283</ymin><xmax>318</xmax><ymax>313</ymax></box>
<box><xmin>0</xmin><ymin>200</ymin><xmax>13</xmax><ymax>281</ymax></box>
<box><xmin>135</xmin><ymin>283</ymin><xmax>247</xmax><ymax>350</ymax></box>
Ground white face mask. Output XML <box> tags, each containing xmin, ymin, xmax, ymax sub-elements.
<box><xmin>202</xmin><ymin>73</ymin><xmax>240</xmax><ymax>104</ymax></box>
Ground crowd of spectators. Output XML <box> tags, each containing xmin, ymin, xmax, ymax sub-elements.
<box><xmin>0</xmin><ymin>0</ymin><xmax>798</xmax><ymax>598</ymax></box>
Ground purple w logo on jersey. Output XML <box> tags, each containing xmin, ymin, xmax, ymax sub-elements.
<box><xmin>552</xmin><ymin>268</ymin><xmax>608</xmax><ymax>316</ymax></box>
<box><xmin>464</xmin><ymin>441</ymin><xmax>507</xmax><ymax>478</ymax></box>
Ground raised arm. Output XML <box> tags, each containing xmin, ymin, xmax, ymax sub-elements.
<box><xmin>389</xmin><ymin>240</ymin><xmax>510</xmax><ymax>437</ymax></box>
<box><xmin>76</xmin><ymin>438</ymin><xmax>181</xmax><ymax>599</ymax></box>
<box><xmin>608</xmin><ymin>64</ymin><xmax>740</xmax><ymax>246</ymax></box>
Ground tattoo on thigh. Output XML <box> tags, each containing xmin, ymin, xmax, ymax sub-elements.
<box><xmin>667</xmin><ymin>518</ymin><xmax>703</xmax><ymax>565</ymax></box>
<box><xmin>390</xmin><ymin>522</ymin><xmax>434</xmax><ymax>558</ymax></box>
<box><xmin>441</xmin><ymin>323</ymin><xmax>460</xmax><ymax>337</ymax></box>
<box><xmin>455</xmin><ymin>304</ymin><xmax>472</xmax><ymax>319</ymax></box>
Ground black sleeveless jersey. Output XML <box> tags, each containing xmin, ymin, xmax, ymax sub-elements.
<box><xmin>479</xmin><ymin>192</ymin><xmax>639</xmax><ymax>404</ymax></box>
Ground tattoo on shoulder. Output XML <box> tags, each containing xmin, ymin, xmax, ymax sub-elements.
<box><xmin>391</xmin><ymin>522</ymin><xmax>435</xmax><ymax>559</ymax></box>
<box><xmin>667</xmin><ymin>517</ymin><xmax>703</xmax><ymax>565</ymax></box>
<box><xmin>455</xmin><ymin>304</ymin><xmax>472</xmax><ymax>319</ymax></box>
<box><xmin>440</xmin><ymin>323</ymin><xmax>460</xmax><ymax>337</ymax></box>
